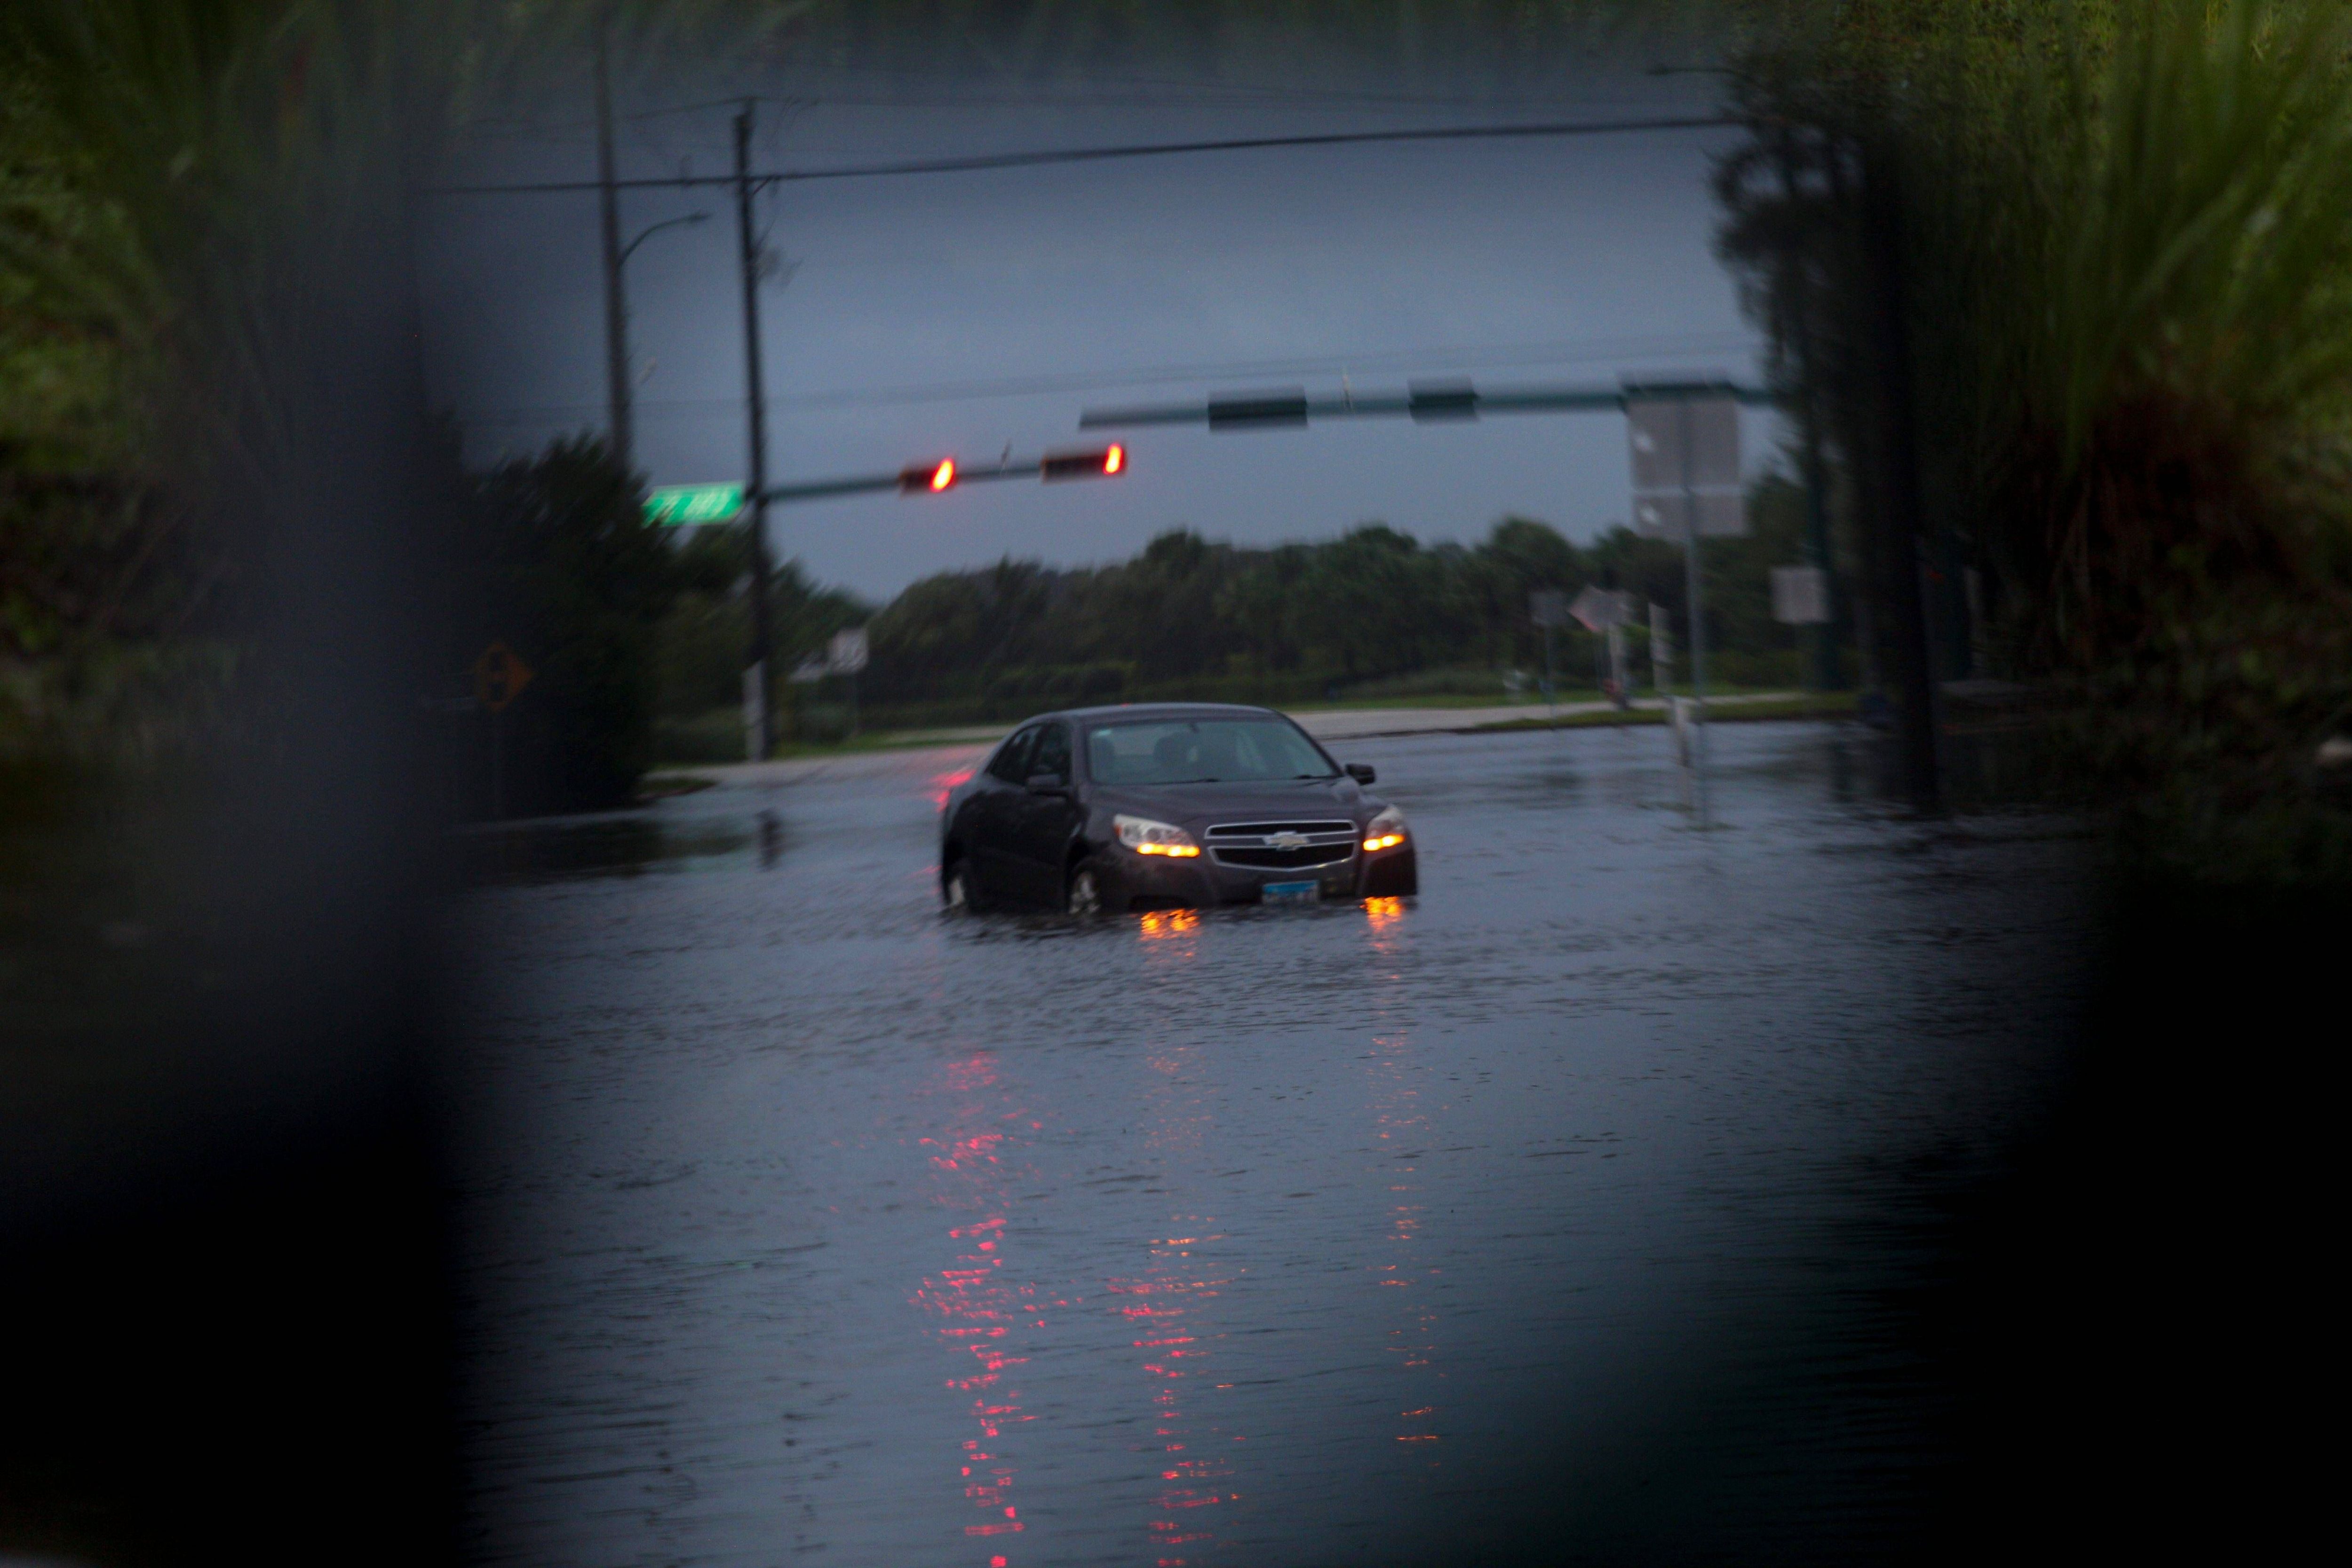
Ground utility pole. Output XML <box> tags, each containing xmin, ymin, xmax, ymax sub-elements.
<box><xmin>734</xmin><ymin>102</ymin><xmax>774</xmax><ymax>762</ymax></box>
<box><xmin>593</xmin><ymin>9</ymin><xmax>632</xmax><ymax>471</ymax></box>
<box><xmin>1860</xmin><ymin>143</ymin><xmax>1941</xmax><ymax>808</ymax></box>
<box><xmin>1678</xmin><ymin>397</ymin><xmax>1711</xmax><ymax>821</ymax></box>
<box><xmin>1778</xmin><ymin>126</ymin><xmax>1840</xmax><ymax>692</ymax></box>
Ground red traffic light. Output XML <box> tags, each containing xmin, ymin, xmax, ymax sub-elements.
<box><xmin>900</xmin><ymin>457</ymin><xmax>957</xmax><ymax>493</ymax></box>
<box><xmin>1040</xmin><ymin>444</ymin><xmax>1127</xmax><ymax>481</ymax></box>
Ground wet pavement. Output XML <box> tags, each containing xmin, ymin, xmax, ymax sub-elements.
<box><xmin>447</xmin><ymin>720</ymin><xmax>2090</xmax><ymax>1566</ymax></box>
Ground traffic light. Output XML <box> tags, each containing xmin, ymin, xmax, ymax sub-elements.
<box><xmin>899</xmin><ymin>457</ymin><xmax>957</xmax><ymax>493</ymax></box>
<box><xmin>1039</xmin><ymin>444</ymin><xmax>1126</xmax><ymax>481</ymax></box>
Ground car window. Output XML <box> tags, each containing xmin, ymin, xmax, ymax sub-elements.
<box><xmin>1028</xmin><ymin>723</ymin><xmax>1071</xmax><ymax>782</ymax></box>
<box><xmin>986</xmin><ymin>727</ymin><xmax>1037</xmax><ymax>783</ymax></box>
<box><xmin>1084</xmin><ymin>718</ymin><xmax>1336</xmax><ymax>785</ymax></box>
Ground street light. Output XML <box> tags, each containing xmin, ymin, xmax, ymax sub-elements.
<box><xmin>620</xmin><ymin>210</ymin><xmax>709</xmax><ymax>267</ymax></box>
<box><xmin>604</xmin><ymin>210</ymin><xmax>710</xmax><ymax>470</ymax></box>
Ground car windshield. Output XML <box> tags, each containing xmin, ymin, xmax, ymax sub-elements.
<box><xmin>1085</xmin><ymin>717</ymin><xmax>1335</xmax><ymax>785</ymax></box>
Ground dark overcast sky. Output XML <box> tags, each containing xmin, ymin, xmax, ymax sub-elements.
<box><xmin>421</xmin><ymin>69</ymin><xmax>1772</xmax><ymax>601</ymax></box>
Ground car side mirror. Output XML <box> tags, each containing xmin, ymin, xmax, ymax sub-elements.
<box><xmin>1025</xmin><ymin>772</ymin><xmax>1069</xmax><ymax>795</ymax></box>
<box><xmin>1345</xmin><ymin>764</ymin><xmax>1376</xmax><ymax>785</ymax></box>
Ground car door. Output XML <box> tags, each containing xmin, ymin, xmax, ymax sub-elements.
<box><xmin>962</xmin><ymin>726</ymin><xmax>1035</xmax><ymax>900</ymax></box>
<box><xmin>1002</xmin><ymin>721</ymin><xmax>1082</xmax><ymax>906</ymax></box>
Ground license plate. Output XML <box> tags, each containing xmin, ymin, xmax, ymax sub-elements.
<box><xmin>1262</xmin><ymin>879</ymin><xmax>1319</xmax><ymax>904</ymax></box>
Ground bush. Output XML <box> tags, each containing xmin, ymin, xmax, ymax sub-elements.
<box><xmin>454</xmin><ymin>438</ymin><xmax>678</xmax><ymax>814</ymax></box>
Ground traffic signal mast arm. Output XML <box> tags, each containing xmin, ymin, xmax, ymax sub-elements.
<box><xmin>1078</xmin><ymin>378</ymin><xmax>1778</xmax><ymax>431</ymax></box>
<box><xmin>755</xmin><ymin>445</ymin><xmax>1124</xmax><ymax>507</ymax></box>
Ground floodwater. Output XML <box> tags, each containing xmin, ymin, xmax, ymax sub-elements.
<box><xmin>447</xmin><ymin>721</ymin><xmax>2091</xmax><ymax>1566</ymax></box>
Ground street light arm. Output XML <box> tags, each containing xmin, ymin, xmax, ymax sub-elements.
<box><xmin>619</xmin><ymin>211</ymin><xmax>710</xmax><ymax>267</ymax></box>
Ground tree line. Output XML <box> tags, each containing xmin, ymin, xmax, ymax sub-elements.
<box><xmin>644</xmin><ymin>470</ymin><xmax>1822</xmax><ymax>751</ymax></box>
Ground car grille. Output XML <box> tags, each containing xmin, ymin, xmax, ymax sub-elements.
<box><xmin>1204</xmin><ymin>820</ymin><xmax>1358</xmax><ymax>871</ymax></box>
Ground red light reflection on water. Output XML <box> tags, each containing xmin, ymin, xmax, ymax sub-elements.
<box><xmin>1108</xmin><ymin>1238</ymin><xmax>1240</xmax><ymax>1567</ymax></box>
<box><xmin>911</xmin><ymin>1051</ymin><xmax>1063</xmax><ymax>1561</ymax></box>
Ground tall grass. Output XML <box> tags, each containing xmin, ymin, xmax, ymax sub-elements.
<box><xmin>1941</xmin><ymin>2</ymin><xmax>2352</xmax><ymax>659</ymax></box>
<box><xmin>1723</xmin><ymin>1</ymin><xmax>2352</xmax><ymax>880</ymax></box>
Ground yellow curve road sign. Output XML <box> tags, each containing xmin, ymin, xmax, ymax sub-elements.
<box><xmin>473</xmin><ymin>642</ymin><xmax>535</xmax><ymax>713</ymax></box>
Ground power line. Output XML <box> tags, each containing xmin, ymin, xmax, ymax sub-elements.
<box><xmin>426</xmin><ymin>112</ymin><xmax>1739</xmax><ymax>196</ymax></box>
<box><xmin>444</xmin><ymin>331</ymin><xmax>1761</xmax><ymax>426</ymax></box>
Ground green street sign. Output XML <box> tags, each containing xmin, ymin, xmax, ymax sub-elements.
<box><xmin>644</xmin><ymin>482</ymin><xmax>745</xmax><ymax>526</ymax></box>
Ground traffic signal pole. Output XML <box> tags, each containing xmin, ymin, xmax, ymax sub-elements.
<box><xmin>1081</xmin><ymin>377</ymin><xmax>1776</xmax><ymax>430</ymax></box>
<box><xmin>1679</xmin><ymin>396</ymin><xmax>1711</xmax><ymax>821</ymax></box>
<box><xmin>593</xmin><ymin>11</ymin><xmax>632</xmax><ymax>472</ymax></box>
<box><xmin>735</xmin><ymin>103</ymin><xmax>774</xmax><ymax>762</ymax></box>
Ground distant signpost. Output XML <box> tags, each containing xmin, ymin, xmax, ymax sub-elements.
<box><xmin>1570</xmin><ymin>587</ymin><xmax>1636</xmax><ymax>708</ymax></box>
<box><xmin>1567</xmin><ymin>586</ymin><xmax>1633</xmax><ymax>631</ymax></box>
<box><xmin>827</xmin><ymin>628</ymin><xmax>869</xmax><ymax>674</ymax></box>
<box><xmin>1625</xmin><ymin>388</ymin><xmax>1743</xmax><ymax>819</ymax></box>
<box><xmin>789</xmin><ymin>627</ymin><xmax>873</xmax><ymax>737</ymax></box>
<box><xmin>471</xmin><ymin>641</ymin><xmax>535</xmax><ymax>820</ymax></box>
<box><xmin>644</xmin><ymin>482</ymin><xmax>746</xmax><ymax>526</ymax></box>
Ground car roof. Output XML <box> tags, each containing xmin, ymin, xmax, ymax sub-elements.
<box><xmin>1042</xmin><ymin>702</ymin><xmax>1284</xmax><ymax>724</ymax></box>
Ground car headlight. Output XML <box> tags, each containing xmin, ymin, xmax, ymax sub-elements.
<box><xmin>1363</xmin><ymin>805</ymin><xmax>1408</xmax><ymax>853</ymax></box>
<box><xmin>1114</xmin><ymin>813</ymin><xmax>1200</xmax><ymax>858</ymax></box>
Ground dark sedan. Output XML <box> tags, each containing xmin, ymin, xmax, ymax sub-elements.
<box><xmin>938</xmin><ymin>702</ymin><xmax>1417</xmax><ymax>914</ymax></box>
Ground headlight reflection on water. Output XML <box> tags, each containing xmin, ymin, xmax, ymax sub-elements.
<box><xmin>1138</xmin><ymin>909</ymin><xmax>1201</xmax><ymax>941</ymax></box>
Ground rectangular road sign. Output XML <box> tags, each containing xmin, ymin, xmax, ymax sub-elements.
<box><xmin>1529</xmin><ymin>589</ymin><xmax>1568</xmax><ymax>628</ymax></box>
<box><xmin>1634</xmin><ymin>492</ymin><xmax>1746</xmax><ymax>539</ymax></box>
<box><xmin>827</xmin><ymin>628</ymin><xmax>870</xmax><ymax>675</ymax></box>
<box><xmin>1625</xmin><ymin>395</ymin><xmax>1740</xmax><ymax>491</ymax></box>
<box><xmin>1771</xmin><ymin>565</ymin><xmax>1832</xmax><ymax>624</ymax></box>
<box><xmin>644</xmin><ymin>483</ymin><xmax>745</xmax><ymax>526</ymax></box>
<box><xmin>1569</xmin><ymin>586</ymin><xmax>1635</xmax><ymax>632</ymax></box>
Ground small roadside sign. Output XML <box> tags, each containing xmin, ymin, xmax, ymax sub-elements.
<box><xmin>1626</xmin><ymin>392</ymin><xmax>1747</xmax><ymax>539</ymax></box>
<box><xmin>1626</xmin><ymin>396</ymin><xmax>1740</xmax><ymax>490</ymax></box>
<box><xmin>1771</xmin><ymin>565</ymin><xmax>1832</xmax><ymax>625</ymax></box>
<box><xmin>473</xmin><ymin>642</ymin><xmax>535</xmax><ymax>712</ymax></box>
<box><xmin>827</xmin><ymin>628</ymin><xmax>870</xmax><ymax>675</ymax></box>
<box><xmin>644</xmin><ymin>483</ymin><xmax>746</xmax><ymax>526</ymax></box>
<box><xmin>1529</xmin><ymin>589</ymin><xmax>1568</xmax><ymax>628</ymax></box>
<box><xmin>1568</xmin><ymin>586</ymin><xmax>1635</xmax><ymax>632</ymax></box>
<box><xmin>1634</xmin><ymin>492</ymin><xmax>1747</xmax><ymax>539</ymax></box>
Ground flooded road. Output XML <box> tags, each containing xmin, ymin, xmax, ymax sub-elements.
<box><xmin>448</xmin><ymin>721</ymin><xmax>2089</xmax><ymax>1566</ymax></box>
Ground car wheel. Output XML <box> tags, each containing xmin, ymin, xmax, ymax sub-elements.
<box><xmin>943</xmin><ymin>862</ymin><xmax>981</xmax><ymax>913</ymax></box>
<box><xmin>1065</xmin><ymin>863</ymin><xmax>1105</xmax><ymax>917</ymax></box>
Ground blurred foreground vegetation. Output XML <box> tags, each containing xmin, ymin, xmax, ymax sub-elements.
<box><xmin>1716</xmin><ymin>0</ymin><xmax>2352</xmax><ymax>883</ymax></box>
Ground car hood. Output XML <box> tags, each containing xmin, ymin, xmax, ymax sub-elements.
<box><xmin>1093</xmin><ymin>777</ymin><xmax>1373</xmax><ymax>826</ymax></box>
